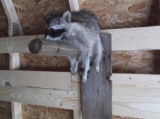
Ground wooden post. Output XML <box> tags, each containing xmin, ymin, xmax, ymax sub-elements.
<box><xmin>1</xmin><ymin>0</ymin><xmax>23</xmax><ymax>119</ymax></box>
<box><xmin>28</xmin><ymin>38</ymin><xmax>79</xmax><ymax>56</ymax></box>
<box><xmin>81</xmin><ymin>33</ymin><xmax>112</xmax><ymax>119</ymax></box>
<box><xmin>68</xmin><ymin>0</ymin><xmax>80</xmax><ymax>11</ymax></box>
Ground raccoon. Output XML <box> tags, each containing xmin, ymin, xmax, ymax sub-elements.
<box><xmin>44</xmin><ymin>10</ymin><xmax>103</xmax><ymax>83</ymax></box>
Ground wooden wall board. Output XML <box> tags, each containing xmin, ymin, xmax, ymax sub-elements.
<box><xmin>102</xmin><ymin>26</ymin><xmax>160</xmax><ymax>51</ymax></box>
<box><xmin>0</xmin><ymin>71</ymin><xmax>160</xmax><ymax>118</ymax></box>
<box><xmin>0</xmin><ymin>101</ymin><xmax>12</xmax><ymax>119</ymax></box>
<box><xmin>0</xmin><ymin>70</ymin><xmax>75</xmax><ymax>91</ymax></box>
<box><xmin>112</xmin><ymin>73</ymin><xmax>160</xmax><ymax>119</ymax></box>
<box><xmin>0</xmin><ymin>85</ymin><xmax>80</xmax><ymax>110</ymax></box>
<box><xmin>0</xmin><ymin>54</ymin><xmax>9</xmax><ymax>70</ymax></box>
<box><xmin>0</xmin><ymin>2</ymin><xmax>8</xmax><ymax>37</ymax></box>
<box><xmin>12</xmin><ymin>0</ymin><xmax>70</xmax><ymax>35</ymax></box>
<box><xmin>78</xmin><ymin>0</ymin><xmax>155</xmax><ymax>29</ymax></box>
<box><xmin>22</xmin><ymin>104</ymin><xmax>73</xmax><ymax>119</ymax></box>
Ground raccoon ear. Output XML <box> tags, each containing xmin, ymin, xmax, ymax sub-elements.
<box><xmin>45</xmin><ymin>13</ymin><xmax>54</xmax><ymax>24</ymax></box>
<box><xmin>62</xmin><ymin>11</ymin><xmax>71</xmax><ymax>23</ymax></box>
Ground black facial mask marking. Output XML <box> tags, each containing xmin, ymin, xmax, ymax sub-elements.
<box><xmin>44</xmin><ymin>28</ymin><xmax>66</xmax><ymax>39</ymax></box>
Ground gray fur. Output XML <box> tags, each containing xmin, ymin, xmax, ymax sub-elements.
<box><xmin>45</xmin><ymin>9</ymin><xmax>103</xmax><ymax>83</ymax></box>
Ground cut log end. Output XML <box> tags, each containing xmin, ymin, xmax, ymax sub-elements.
<box><xmin>28</xmin><ymin>38</ymin><xmax>43</xmax><ymax>54</ymax></box>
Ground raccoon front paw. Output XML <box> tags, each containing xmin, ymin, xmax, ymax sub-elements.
<box><xmin>70</xmin><ymin>67</ymin><xmax>77</xmax><ymax>75</ymax></box>
<box><xmin>96</xmin><ymin>66</ymin><xmax>100</xmax><ymax>73</ymax></box>
<box><xmin>82</xmin><ymin>78</ymin><xmax>87</xmax><ymax>84</ymax></box>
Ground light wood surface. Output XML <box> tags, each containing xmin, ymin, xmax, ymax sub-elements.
<box><xmin>102</xmin><ymin>26</ymin><xmax>160</xmax><ymax>50</ymax></box>
<box><xmin>0</xmin><ymin>85</ymin><xmax>80</xmax><ymax>110</ymax></box>
<box><xmin>112</xmin><ymin>73</ymin><xmax>160</xmax><ymax>119</ymax></box>
<box><xmin>1</xmin><ymin>70</ymin><xmax>160</xmax><ymax>118</ymax></box>
<box><xmin>0</xmin><ymin>70</ymin><xmax>75</xmax><ymax>90</ymax></box>
<box><xmin>69</xmin><ymin>0</ymin><xmax>80</xmax><ymax>11</ymax></box>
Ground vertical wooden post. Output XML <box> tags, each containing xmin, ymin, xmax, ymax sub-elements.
<box><xmin>68</xmin><ymin>0</ymin><xmax>80</xmax><ymax>11</ymax></box>
<box><xmin>1</xmin><ymin>0</ymin><xmax>23</xmax><ymax>119</ymax></box>
<box><xmin>81</xmin><ymin>33</ymin><xmax>112</xmax><ymax>119</ymax></box>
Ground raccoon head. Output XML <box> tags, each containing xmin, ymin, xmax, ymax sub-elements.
<box><xmin>44</xmin><ymin>11</ymin><xmax>71</xmax><ymax>41</ymax></box>
<box><xmin>48</xmin><ymin>11</ymin><xmax>71</xmax><ymax>30</ymax></box>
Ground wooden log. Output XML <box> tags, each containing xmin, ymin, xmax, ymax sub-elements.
<box><xmin>28</xmin><ymin>38</ymin><xmax>79</xmax><ymax>56</ymax></box>
<box><xmin>81</xmin><ymin>33</ymin><xmax>112</xmax><ymax>119</ymax></box>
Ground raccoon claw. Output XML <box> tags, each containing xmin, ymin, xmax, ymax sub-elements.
<box><xmin>82</xmin><ymin>78</ymin><xmax>87</xmax><ymax>84</ymax></box>
<box><xmin>96</xmin><ymin>67</ymin><xmax>99</xmax><ymax>73</ymax></box>
<box><xmin>70</xmin><ymin>67</ymin><xmax>77</xmax><ymax>75</ymax></box>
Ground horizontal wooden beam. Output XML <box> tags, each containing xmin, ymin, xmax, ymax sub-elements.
<box><xmin>102</xmin><ymin>26</ymin><xmax>160</xmax><ymax>50</ymax></box>
<box><xmin>0</xmin><ymin>70</ymin><xmax>160</xmax><ymax>118</ymax></box>
<box><xmin>0</xmin><ymin>26</ymin><xmax>160</xmax><ymax>53</ymax></box>
<box><xmin>0</xmin><ymin>85</ymin><xmax>80</xmax><ymax>110</ymax></box>
<box><xmin>112</xmin><ymin>74</ymin><xmax>160</xmax><ymax>119</ymax></box>
<box><xmin>0</xmin><ymin>70</ymin><xmax>79</xmax><ymax>91</ymax></box>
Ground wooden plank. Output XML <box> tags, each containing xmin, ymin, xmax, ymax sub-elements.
<box><xmin>112</xmin><ymin>74</ymin><xmax>160</xmax><ymax>119</ymax></box>
<box><xmin>1</xmin><ymin>0</ymin><xmax>23</xmax><ymax>36</ymax></box>
<box><xmin>73</xmin><ymin>111</ymin><xmax>82</xmax><ymax>119</ymax></box>
<box><xmin>0</xmin><ymin>26</ymin><xmax>160</xmax><ymax>53</ymax></box>
<box><xmin>0</xmin><ymin>70</ymin><xmax>73</xmax><ymax>90</ymax></box>
<box><xmin>9</xmin><ymin>53</ymin><xmax>22</xmax><ymax>119</ymax></box>
<box><xmin>103</xmin><ymin>26</ymin><xmax>160</xmax><ymax>50</ymax></box>
<box><xmin>0</xmin><ymin>85</ymin><xmax>81</xmax><ymax>110</ymax></box>
<box><xmin>0</xmin><ymin>37</ymin><xmax>8</xmax><ymax>53</ymax></box>
<box><xmin>81</xmin><ymin>33</ymin><xmax>112</xmax><ymax>119</ymax></box>
<box><xmin>68</xmin><ymin>0</ymin><xmax>80</xmax><ymax>11</ymax></box>
<box><xmin>0</xmin><ymin>70</ymin><xmax>160</xmax><ymax>117</ymax></box>
<box><xmin>9</xmin><ymin>53</ymin><xmax>20</xmax><ymax>70</ymax></box>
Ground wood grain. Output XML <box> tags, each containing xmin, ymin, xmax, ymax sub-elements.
<box><xmin>0</xmin><ymin>85</ymin><xmax>80</xmax><ymax>110</ymax></box>
<box><xmin>103</xmin><ymin>26</ymin><xmax>160</xmax><ymax>50</ymax></box>
<box><xmin>112</xmin><ymin>74</ymin><xmax>160</xmax><ymax>119</ymax></box>
<box><xmin>0</xmin><ymin>70</ymin><xmax>74</xmax><ymax>91</ymax></box>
